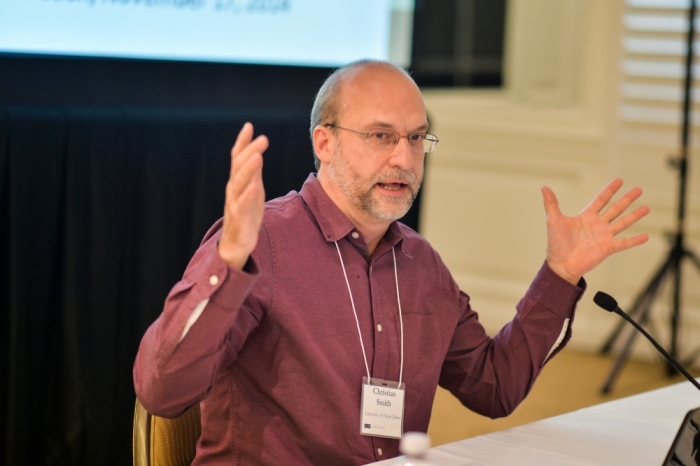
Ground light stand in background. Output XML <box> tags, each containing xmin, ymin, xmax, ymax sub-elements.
<box><xmin>599</xmin><ymin>0</ymin><xmax>700</xmax><ymax>394</ymax></box>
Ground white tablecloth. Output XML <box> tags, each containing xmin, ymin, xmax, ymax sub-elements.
<box><xmin>368</xmin><ymin>380</ymin><xmax>700</xmax><ymax>465</ymax></box>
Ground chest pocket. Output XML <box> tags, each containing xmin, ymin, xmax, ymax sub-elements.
<box><xmin>394</xmin><ymin>313</ymin><xmax>443</xmax><ymax>392</ymax></box>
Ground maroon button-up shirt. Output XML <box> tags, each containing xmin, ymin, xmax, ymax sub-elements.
<box><xmin>134</xmin><ymin>174</ymin><xmax>583</xmax><ymax>465</ymax></box>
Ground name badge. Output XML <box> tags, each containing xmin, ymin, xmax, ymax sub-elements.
<box><xmin>360</xmin><ymin>376</ymin><xmax>405</xmax><ymax>439</ymax></box>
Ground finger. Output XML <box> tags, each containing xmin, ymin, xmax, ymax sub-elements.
<box><xmin>223</xmin><ymin>162</ymin><xmax>264</xmax><ymax>227</ymax></box>
<box><xmin>231</xmin><ymin>122</ymin><xmax>254</xmax><ymax>159</ymax></box>
<box><xmin>232</xmin><ymin>130</ymin><xmax>268</xmax><ymax>171</ymax></box>
<box><xmin>229</xmin><ymin>125</ymin><xmax>268</xmax><ymax>187</ymax></box>
<box><xmin>229</xmin><ymin>134</ymin><xmax>268</xmax><ymax>203</ymax></box>
<box><xmin>601</xmin><ymin>187</ymin><xmax>643</xmax><ymax>223</ymax></box>
<box><xmin>612</xmin><ymin>233</ymin><xmax>650</xmax><ymax>254</ymax></box>
<box><xmin>228</xmin><ymin>150</ymin><xmax>264</xmax><ymax>201</ymax></box>
<box><xmin>541</xmin><ymin>186</ymin><xmax>561</xmax><ymax>219</ymax></box>
<box><xmin>585</xmin><ymin>178</ymin><xmax>624</xmax><ymax>214</ymax></box>
<box><xmin>232</xmin><ymin>134</ymin><xmax>269</xmax><ymax>175</ymax></box>
<box><xmin>233</xmin><ymin>125</ymin><xmax>269</xmax><ymax>160</ymax></box>
<box><xmin>224</xmin><ymin>169</ymin><xmax>264</xmax><ymax>238</ymax></box>
<box><xmin>229</xmin><ymin>123</ymin><xmax>253</xmax><ymax>183</ymax></box>
<box><xmin>610</xmin><ymin>204</ymin><xmax>650</xmax><ymax>236</ymax></box>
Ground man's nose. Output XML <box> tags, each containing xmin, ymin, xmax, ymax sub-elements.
<box><xmin>387</xmin><ymin>136</ymin><xmax>417</xmax><ymax>169</ymax></box>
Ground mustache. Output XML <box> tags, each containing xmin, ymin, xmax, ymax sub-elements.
<box><xmin>372</xmin><ymin>169</ymin><xmax>419</xmax><ymax>186</ymax></box>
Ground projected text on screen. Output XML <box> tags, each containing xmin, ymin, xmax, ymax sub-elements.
<box><xmin>0</xmin><ymin>0</ymin><xmax>413</xmax><ymax>67</ymax></box>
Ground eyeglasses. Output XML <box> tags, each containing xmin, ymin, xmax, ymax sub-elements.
<box><xmin>324</xmin><ymin>124</ymin><xmax>439</xmax><ymax>153</ymax></box>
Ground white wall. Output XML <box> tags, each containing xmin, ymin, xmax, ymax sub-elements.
<box><xmin>419</xmin><ymin>0</ymin><xmax>700</xmax><ymax>365</ymax></box>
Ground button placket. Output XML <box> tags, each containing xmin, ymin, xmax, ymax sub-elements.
<box><xmin>369</xmin><ymin>255</ymin><xmax>391</xmax><ymax>383</ymax></box>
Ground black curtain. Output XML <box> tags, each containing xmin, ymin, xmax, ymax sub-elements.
<box><xmin>0</xmin><ymin>104</ymin><xmax>423</xmax><ymax>465</ymax></box>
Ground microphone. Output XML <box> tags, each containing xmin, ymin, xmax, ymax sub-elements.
<box><xmin>594</xmin><ymin>291</ymin><xmax>700</xmax><ymax>392</ymax></box>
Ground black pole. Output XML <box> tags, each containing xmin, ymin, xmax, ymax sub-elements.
<box><xmin>670</xmin><ymin>0</ymin><xmax>695</xmax><ymax>367</ymax></box>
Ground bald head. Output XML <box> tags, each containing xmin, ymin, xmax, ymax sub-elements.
<box><xmin>309</xmin><ymin>59</ymin><xmax>422</xmax><ymax>170</ymax></box>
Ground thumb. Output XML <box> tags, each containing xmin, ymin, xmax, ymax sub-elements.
<box><xmin>541</xmin><ymin>186</ymin><xmax>561</xmax><ymax>219</ymax></box>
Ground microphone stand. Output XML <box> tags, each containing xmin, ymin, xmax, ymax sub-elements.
<box><xmin>599</xmin><ymin>0</ymin><xmax>700</xmax><ymax>394</ymax></box>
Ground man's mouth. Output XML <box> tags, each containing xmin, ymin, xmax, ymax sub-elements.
<box><xmin>377</xmin><ymin>182</ymin><xmax>407</xmax><ymax>191</ymax></box>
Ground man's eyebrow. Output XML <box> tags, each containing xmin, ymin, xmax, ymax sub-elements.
<box><xmin>364</xmin><ymin>121</ymin><xmax>430</xmax><ymax>132</ymax></box>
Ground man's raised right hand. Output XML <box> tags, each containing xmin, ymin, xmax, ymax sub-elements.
<box><xmin>218</xmin><ymin>122</ymin><xmax>269</xmax><ymax>270</ymax></box>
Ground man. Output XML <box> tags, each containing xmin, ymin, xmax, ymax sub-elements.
<box><xmin>133</xmin><ymin>59</ymin><xmax>649</xmax><ymax>465</ymax></box>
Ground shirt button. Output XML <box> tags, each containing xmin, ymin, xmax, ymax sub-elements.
<box><xmin>378</xmin><ymin>448</ymin><xmax>383</xmax><ymax>456</ymax></box>
<box><xmin>209</xmin><ymin>275</ymin><xmax>219</xmax><ymax>286</ymax></box>
<box><xmin>377</xmin><ymin>324</ymin><xmax>383</xmax><ymax>332</ymax></box>
<box><xmin>351</xmin><ymin>231</ymin><xmax>359</xmax><ymax>239</ymax></box>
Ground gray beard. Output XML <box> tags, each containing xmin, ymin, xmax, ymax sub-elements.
<box><xmin>328</xmin><ymin>146</ymin><xmax>422</xmax><ymax>221</ymax></box>
<box><xmin>356</xmin><ymin>179</ymin><xmax>419</xmax><ymax>220</ymax></box>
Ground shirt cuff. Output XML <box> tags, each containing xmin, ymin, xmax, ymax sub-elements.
<box><xmin>527</xmin><ymin>261</ymin><xmax>586</xmax><ymax>318</ymax></box>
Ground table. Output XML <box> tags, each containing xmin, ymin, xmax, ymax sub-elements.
<box><xmin>369</xmin><ymin>380</ymin><xmax>700</xmax><ymax>465</ymax></box>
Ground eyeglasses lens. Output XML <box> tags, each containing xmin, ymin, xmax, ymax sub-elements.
<box><xmin>366</xmin><ymin>130</ymin><xmax>436</xmax><ymax>153</ymax></box>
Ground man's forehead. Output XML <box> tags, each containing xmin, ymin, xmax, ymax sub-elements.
<box><xmin>336</xmin><ymin>65</ymin><xmax>426</xmax><ymax>123</ymax></box>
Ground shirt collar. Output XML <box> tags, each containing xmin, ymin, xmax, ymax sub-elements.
<box><xmin>299</xmin><ymin>174</ymin><xmax>408</xmax><ymax>254</ymax></box>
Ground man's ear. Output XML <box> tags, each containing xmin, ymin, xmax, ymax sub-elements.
<box><xmin>312</xmin><ymin>125</ymin><xmax>334</xmax><ymax>164</ymax></box>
